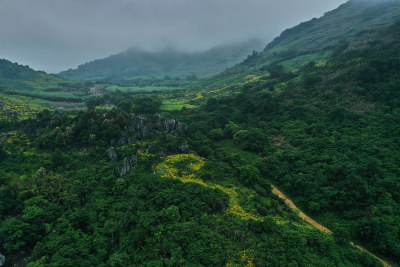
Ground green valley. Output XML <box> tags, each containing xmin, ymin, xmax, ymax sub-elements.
<box><xmin>1</xmin><ymin>0</ymin><xmax>400</xmax><ymax>266</ymax></box>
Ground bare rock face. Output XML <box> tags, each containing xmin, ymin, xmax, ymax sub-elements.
<box><xmin>117</xmin><ymin>155</ymin><xmax>138</xmax><ymax>177</ymax></box>
<box><xmin>0</xmin><ymin>253</ymin><xmax>5</xmax><ymax>266</ymax></box>
<box><xmin>108</xmin><ymin>146</ymin><xmax>138</xmax><ymax>177</ymax></box>
<box><xmin>161</xmin><ymin>119</ymin><xmax>187</xmax><ymax>132</ymax></box>
<box><xmin>133</xmin><ymin>116</ymin><xmax>154</xmax><ymax>138</ymax></box>
<box><xmin>109</xmin><ymin>115</ymin><xmax>189</xmax><ymax>176</ymax></box>
<box><xmin>120</xmin><ymin>115</ymin><xmax>188</xmax><ymax>145</ymax></box>
<box><xmin>162</xmin><ymin>119</ymin><xmax>177</xmax><ymax>132</ymax></box>
<box><xmin>108</xmin><ymin>147</ymin><xmax>118</xmax><ymax>162</ymax></box>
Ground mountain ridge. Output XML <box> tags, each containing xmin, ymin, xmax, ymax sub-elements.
<box><xmin>58</xmin><ymin>39</ymin><xmax>265</xmax><ymax>81</ymax></box>
<box><xmin>211</xmin><ymin>0</ymin><xmax>400</xmax><ymax>79</ymax></box>
<box><xmin>1</xmin><ymin>0</ymin><xmax>400</xmax><ymax>266</ymax></box>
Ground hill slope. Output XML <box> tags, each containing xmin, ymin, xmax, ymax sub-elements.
<box><xmin>264</xmin><ymin>0</ymin><xmax>400</xmax><ymax>54</ymax></box>
<box><xmin>0</xmin><ymin>59</ymin><xmax>87</xmax><ymax>106</ymax></box>
<box><xmin>1</xmin><ymin>0</ymin><xmax>400</xmax><ymax>266</ymax></box>
<box><xmin>172</xmin><ymin>0</ymin><xmax>400</xmax><ymax>264</ymax></box>
<box><xmin>0</xmin><ymin>59</ymin><xmax>64</xmax><ymax>92</ymax></box>
<box><xmin>213</xmin><ymin>0</ymin><xmax>400</xmax><ymax>79</ymax></box>
<box><xmin>58</xmin><ymin>39</ymin><xmax>264</xmax><ymax>81</ymax></box>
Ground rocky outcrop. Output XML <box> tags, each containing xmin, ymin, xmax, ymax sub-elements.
<box><xmin>119</xmin><ymin>116</ymin><xmax>188</xmax><ymax>144</ymax></box>
<box><xmin>107</xmin><ymin>146</ymin><xmax>138</xmax><ymax>177</ymax></box>
<box><xmin>0</xmin><ymin>253</ymin><xmax>5</xmax><ymax>266</ymax></box>
<box><xmin>109</xmin><ymin>115</ymin><xmax>189</xmax><ymax>176</ymax></box>
<box><xmin>108</xmin><ymin>147</ymin><xmax>118</xmax><ymax>162</ymax></box>
<box><xmin>117</xmin><ymin>155</ymin><xmax>138</xmax><ymax>177</ymax></box>
<box><xmin>159</xmin><ymin>119</ymin><xmax>187</xmax><ymax>132</ymax></box>
<box><xmin>133</xmin><ymin>116</ymin><xmax>154</xmax><ymax>138</ymax></box>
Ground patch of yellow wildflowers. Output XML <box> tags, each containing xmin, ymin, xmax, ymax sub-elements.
<box><xmin>315</xmin><ymin>60</ymin><xmax>327</xmax><ymax>68</ymax></box>
<box><xmin>240</xmin><ymin>249</ymin><xmax>255</xmax><ymax>267</ymax></box>
<box><xmin>155</xmin><ymin>154</ymin><xmax>262</xmax><ymax>221</ymax></box>
<box><xmin>225</xmin><ymin>249</ymin><xmax>255</xmax><ymax>267</ymax></box>
<box><xmin>0</xmin><ymin>93</ymin><xmax>49</xmax><ymax>120</ymax></box>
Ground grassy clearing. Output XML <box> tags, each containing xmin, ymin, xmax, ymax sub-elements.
<box><xmin>160</xmin><ymin>100</ymin><xmax>187</xmax><ymax>111</ymax></box>
<box><xmin>280</xmin><ymin>51</ymin><xmax>332</xmax><ymax>73</ymax></box>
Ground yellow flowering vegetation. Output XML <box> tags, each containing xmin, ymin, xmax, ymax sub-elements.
<box><xmin>134</xmin><ymin>141</ymin><xmax>157</xmax><ymax>159</ymax></box>
<box><xmin>155</xmin><ymin>154</ymin><xmax>260</xmax><ymax>266</ymax></box>
<box><xmin>154</xmin><ymin>154</ymin><xmax>262</xmax><ymax>222</ymax></box>
<box><xmin>315</xmin><ymin>60</ymin><xmax>327</xmax><ymax>68</ymax></box>
<box><xmin>0</xmin><ymin>93</ymin><xmax>49</xmax><ymax>120</ymax></box>
<box><xmin>240</xmin><ymin>249</ymin><xmax>255</xmax><ymax>267</ymax></box>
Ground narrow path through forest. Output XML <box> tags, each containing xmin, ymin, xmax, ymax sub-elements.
<box><xmin>271</xmin><ymin>185</ymin><xmax>392</xmax><ymax>267</ymax></box>
<box><xmin>155</xmin><ymin>154</ymin><xmax>393</xmax><ymax>266</ymax></box>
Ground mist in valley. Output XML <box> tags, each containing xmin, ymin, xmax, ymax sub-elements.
<box><xmin>0</xmin><ymin>0</ymin><xmax>347</xmax><ymax>73</ymax></box>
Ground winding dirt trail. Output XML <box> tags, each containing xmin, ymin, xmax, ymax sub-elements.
<box><xmin>271</xmin><ymin>185</ymin><xmax>392</xmax><ymax>267</ymax></box>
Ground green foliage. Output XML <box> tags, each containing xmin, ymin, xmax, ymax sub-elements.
<box><xmin>209</xmin><ymin>128</ymin><xmax>224</xmax><ymax>140</ymax></box>
<box><xmin>2</xmin><ymin>2</ymin><xmax>400</xmax><ymax>266</ymax></box>
<box><xmin>0</xmin><ymin>147</ymin><xmax>7</xmax><ymax>162</ymax></box>
<box><xmin>237</xmin><ymin>164</ymin><xmax>260</xmax><ymax>187</ymax></box>
<box><xmin>132</xmin><ymin>96</ymin><xmax>162</xmax><ymax>115</ymax></box>
<box><xmin>0</xmin><ymin>59</ymin><xmax>88</xmax><ymax>112</ymax></box>
<box><xmin>233</xmin><ymin>128</ymin><xmax>269</xmax><ymax>153</ymax></box>
<box><xmin>0</xmin><ymin>105</ymin><xmax>382</xmax><ymax>266</ymax></box>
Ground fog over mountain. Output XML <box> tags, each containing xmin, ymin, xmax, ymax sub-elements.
<box><xmin>0</xmin><ymin>0</ymin><xmax>346</xmax><ymax>73</ymax></box>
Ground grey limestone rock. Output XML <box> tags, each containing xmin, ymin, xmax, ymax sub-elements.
<box><xmin>133</xmin><ymin>116</ymin><xmax>154</xmax><ymax>138</ymax></box>
<box><xmin>120</xmin><ymin>115</ymin><xmax>187</xmax><ymax>144</ymax></box>
<box><xmin>118</xmin><ymin>154</ymin><xmax>138</xmax><ymax>177</ymax></box>
<box><xmin>108</xmin><ymin>147</ymin><xmax>118</xmax><ymax>162</ymax></box>
<box><xmin>162</xmin><ymin>119</ymin><xmax>187</xmax><ymax>132</ymax></box>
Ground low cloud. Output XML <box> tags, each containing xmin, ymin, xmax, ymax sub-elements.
<box><xmin>0</xmin><ymin>0</ymin><xmax>347</xmax><ymax>72</ymax></box>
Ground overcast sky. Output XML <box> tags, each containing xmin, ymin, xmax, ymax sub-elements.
<box><xmin>0</xmin><ymin>0</ymin><xmax>347</xmax><ymax>73</ymax></box>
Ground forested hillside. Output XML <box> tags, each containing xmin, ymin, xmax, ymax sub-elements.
<box><xmin>0</xmin><ymin>97</ymin><xmax>383</xmax><ymax>266</ymax></box>
<box><xmin>215</xmin><ymin>0</ymin><xmax>400</xmax><ymax>79</ymax></box>
<box><xmin>0</xmin><ymin>59</ymin><xmax>89</xmax><ymax>118</ymax></box>
<box><xmin>1</xmin><ymin>0</ymin><xmax>400</xmax><ymax>266</ymax></box>
<box><xmin>171</xmin><ymin>7</ymin><xmax>400</xmax><ymax>264</ymax></box>
<box><xmin>58</xmin><ymin>40</ymin><xmax>264</xmax><ymax>81</ymax></box>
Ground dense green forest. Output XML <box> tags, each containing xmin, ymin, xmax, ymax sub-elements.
<box><xmin>1</xmin><ymin>0</ymin><xmax>400</xmax><ymax>266</ymax></box>
<box><xmin>0</xmin><ymin>98</ymin><xmax>383</xmax><ymax>266</ymax></box>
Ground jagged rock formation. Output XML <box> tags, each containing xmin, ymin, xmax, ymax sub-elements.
<box><xmin>118</xmin><ymin>115</ymin><xmax>187</xmax><ymax>144</ymax></box>
<box><xmin>108</xmin><ymin>147</ymin><xmax>118</xmax><ymax>162</ymax></box>
<box><xmin>108</xmin><ymin>148</ymin><xmax>138</xmax><ymax>177</ymax></box>
<box><xmin>160</xmin><ymin>119</ymin><xmax>187</xmax><ymax>133</ymax></box>
<box><xmin>109</xmin><ymin>115</ymin><xmax>189</xmax><ymax>177</ymax></box>
<box><xmin>117</xmin><ymin>155</ymin><xmax>138</xmax><ymax>177</ymax></box>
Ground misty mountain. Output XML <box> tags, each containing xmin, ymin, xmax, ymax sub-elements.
<box><xmin>218</xmin><ymin>0</ymin><xmax>400</xmax><ymax>76</ymax></box>
<box><xmin>0</xmin><ymin>59</ymin><xmax>64</xmax><ymax>92</ymax></box>
<box><xmin>265</xmin><ymin>0</ymin><xmax>400</xmax><ymax>54</ymax></box>
<box><xmin>0</xmin><ymin>59</ymin><xmax>46</xmax><ymax>81</ymax></box>
<box><xmin>185</xmin><ymin>0</ymin><xmax>400</xmax><ymax>263</ymax></box>
<box><xmin>58</xmin><ymin>40</ymin><xmax>264</xmax><ymax>81</ymax></box>
<box><xmin>3</xmin><ymin>0</ymin><xmax>400</xmax><ymax>266</ymax></box>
